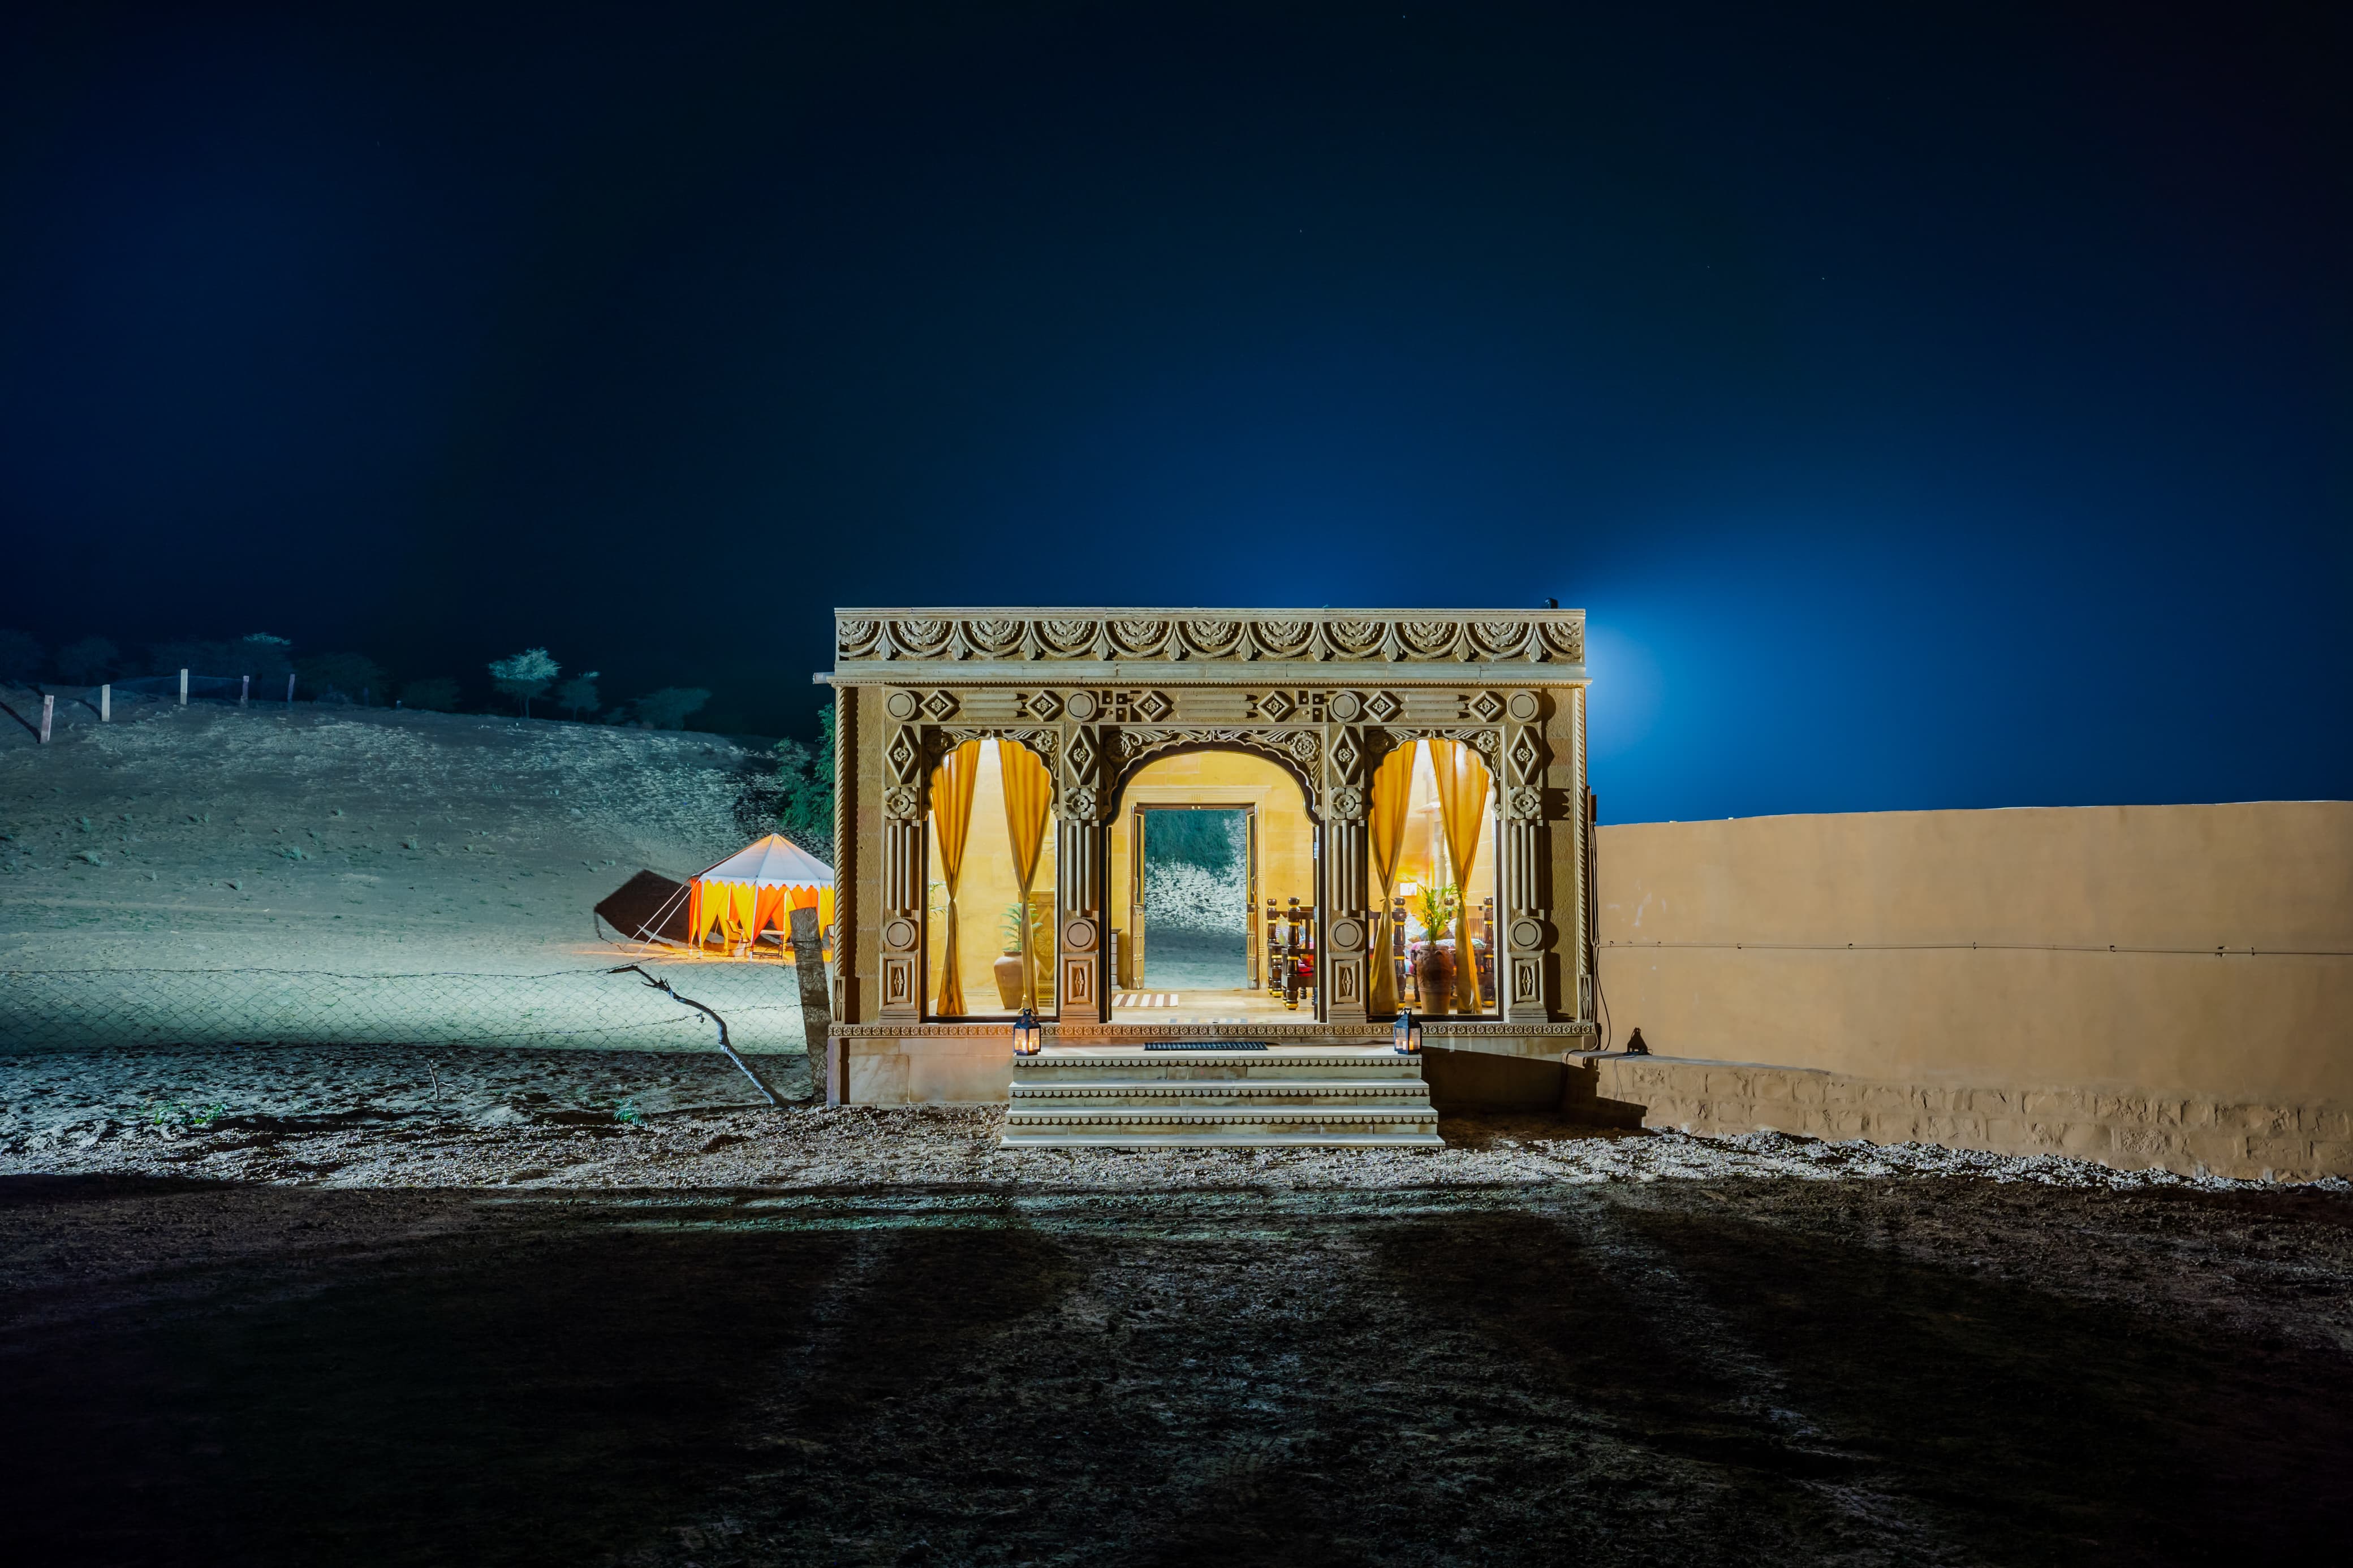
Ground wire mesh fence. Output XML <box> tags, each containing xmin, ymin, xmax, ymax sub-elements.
<box><xmin>0</xmin><ymin>962</ymin><xmax>810</xmax><ymax>1054</ymax></box>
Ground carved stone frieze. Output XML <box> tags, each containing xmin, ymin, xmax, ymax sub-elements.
<box><xmin>837</xmin><ymin>610</ymin><xmax>1585</xmax><ymax>666</ymax></box>
<box><xmin>923</xmin><ymin>725</ymin><xmax>1059</xmax><ymax>770</ymax></box>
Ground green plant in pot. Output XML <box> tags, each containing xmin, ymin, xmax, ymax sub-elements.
<box><xmin>1411</xmin><ymin>882</ymin><xmax>1458</xmax><ymax>1015</ymax></box>
<box><xmin>993</xmin><ymin>902</ymin><xmax>1029</xmax><ymax>1009</ymax></box>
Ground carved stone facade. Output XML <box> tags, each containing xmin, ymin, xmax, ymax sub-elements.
<box><xmin>830</xmin><ymin>607</ymin><xmax>1593</xmax><ymax>1055</ymax></box>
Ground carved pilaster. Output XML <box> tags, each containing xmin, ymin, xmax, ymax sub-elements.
<box><xmin>1320</xmin><ymin>723</ymin><xmax>1371</xmax><ymax>1022</ymax></box>
<box><xmin>876</xmin><ymin>694</ymin><xmax>926</xmax><ymax>1020</ymax></box>
<box><xmin>1500</xmin><ymin>690</ymin><xmax>1551</xmax><ymax>1022</ymax></box>
<box><xmin>1056</xmin><ymin>722</ymin><xmax>1110</xmax><ymax>1021</ymax></box>
<box><xmin>831</xmin><ymin>685</ymin><xmax>855</xmax><ymax>1022</ymax></box>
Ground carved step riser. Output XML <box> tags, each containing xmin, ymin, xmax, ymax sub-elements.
<box><xmin>1001</xmin><ymin>1132</ymin><xmax>1446</xmax><ymax>1150</ymax></box>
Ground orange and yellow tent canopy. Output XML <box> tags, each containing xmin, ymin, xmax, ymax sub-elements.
<box><xmin>683</xmin><ymin>834</ymin><xmax>834</xmax><ymax>951</ymax></box>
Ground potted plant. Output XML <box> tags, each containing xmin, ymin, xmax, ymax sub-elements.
<box><xmin>994</xmin><ymin>902</ymin><xmax>1028</xmax><ymax>1009</ymax></box>
<box><xmin>1411</xmin><ymin>882</ymin><xmax>1458</xmax><ymax>1015</ymax></box>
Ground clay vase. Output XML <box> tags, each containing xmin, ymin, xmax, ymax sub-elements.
<box><xmin>1412</xmin><ymin>942</ymin><xmax>1455</xmax><ymax>1016</ymax></box>
<box><xmin>993</xmin><ymin>952</ymin><xmax>1026</xmax><ymax>1010</ymax></box>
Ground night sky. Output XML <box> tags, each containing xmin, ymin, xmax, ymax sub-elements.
<box><xmin>3</xmin><ymin>1</ymin><xmax>2344</xmax><ymax>822</ymax></box>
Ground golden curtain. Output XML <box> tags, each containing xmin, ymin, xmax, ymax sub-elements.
<box><xmin>1427</xmin><ymin>737</ymin><xmax>1491</xmax><ymax>1012</ymax></box>
<box><xmin>929</xmin><ymin>739</ymin><xmax>983</xmax><ymax>1015</ymax></box>
<box><xmin>1365</xmin><ymin>741</ymin><xmax>1416</xmax><ymax>1012</ymax></box>
<box><xmin>998</xmin><ymin>738</ymin><xmax>1054</xmax><ymax>1008</ymax></box>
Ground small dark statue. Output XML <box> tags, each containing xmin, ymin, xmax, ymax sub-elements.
<box><xmin>1624</xmin><ymin>1027</ymin><xmax>1650</xmax><ymax>1056</ymax></box>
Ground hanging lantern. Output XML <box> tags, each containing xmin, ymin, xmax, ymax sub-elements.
<box><xmin>1393</xmin><ymin>1008</ymin><xmax>1421</xmax><ymax>1056</ymax></box>
<box><xmin>1011</xmin><ymin>1005</ymin><xmax>1043</xmax><ymax>1056</ymax></box>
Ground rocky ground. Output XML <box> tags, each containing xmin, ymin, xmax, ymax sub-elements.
<box><xmin>5</xmin><ymin>1043</ymin><xmax>2352</xmax><ymax>1567</ymax></box>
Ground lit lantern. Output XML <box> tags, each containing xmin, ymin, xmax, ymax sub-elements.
<box><xmin>1012</xmin><ymin>1005</ymin><xmax>1042</xmax><ymax>1056</ymax></box>
<box><xmin>1393</xmin><ymin>1008</ymin><xmax>1421</xmax><ymax>1056</ymax></box>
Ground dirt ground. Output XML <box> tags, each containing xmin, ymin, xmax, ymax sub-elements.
<box><xmin>5</xmin><ymin>1052</ymin><xmax>2353</xmax><ymax>1568</ymax></box>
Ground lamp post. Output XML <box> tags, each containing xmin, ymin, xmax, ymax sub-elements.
<box><xmin>1393</xmin><ymin>1008</ymin><xmax>1421</xmax><ymax>1056</ymax></box>
<box><xmin>1011</xmin><ymin>1005</ymin><xmax>1042</xmax><ymax>1057</ymax></box>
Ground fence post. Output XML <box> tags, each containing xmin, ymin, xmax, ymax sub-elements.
<box><xmin>39</xmin><ymin>694</ymin><xmax>53</xmax><ymax>744</ymax></box>
<box><xmin>178</xmin><ymin>669</ymin><xmax>188</xmax><ymax>706</ymax></box>
<box><xmin>100</xmin><ymin>684</ymin><xmax>110</xmax><ymax>722</ymax></box>
<box><xmin>240</xmin><ymin>675</ymin><xmax>249</xmax><ymax>707</ymax></box>
<box><xmin>285</xmin><ymin>673</ymin><xmax>295</xmax><ymax>709</ymax></box>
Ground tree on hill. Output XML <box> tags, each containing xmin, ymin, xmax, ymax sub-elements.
<box><xmin>150</xmin><ymin>634</ymin><xmax>295</xmax><ymax>680</ymax></box>
<box><xmin>0</xmin><ymin>629</ymin><xmax>45</xmax><ymax>682</ymax></box>
<box><xmin>555</xmin><ymin>671</ymin><xmax>601</xmax><ymax>719</ymax></box>
<box><xmin>297</xmin><ymin>653</ymin><xmax>386</xmax><ymax>704</ymax></box>
<box><xmin>55</xmin><ymin>637</ymin><xmax>120</xmax><ymax>684</ymax></box>
<box><xmin>488</xmin><ymin>647</ymin><xmax>559</xmax><ymax>718</ymax></box>
<box><xmin>633</xmin><ymin>687</ymin><xmax>709</xmax><ymax>731</ymax></box>
<box><xmin>773</xmin><ymin>701</ymin><xmax>835</xmax><ymax>854</ymax></box>
<box><xmin>400</xmin><ymin>677</ymin><xmax>462</xmax><ymax>711</ymax></box>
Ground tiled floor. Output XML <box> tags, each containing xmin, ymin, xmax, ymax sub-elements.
<box><xmin>1109</xmin><ymin>988</ymin><xmax>1305</xmax><ymax>1021</ymax></box>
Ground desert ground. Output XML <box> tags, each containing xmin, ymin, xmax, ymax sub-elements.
<box><xmin>0</xmin><ymin>685</ymin><xmax>766</xmax><ymax>974</ymax></box>
<box><xmin>6</xmin><ymin>690</ymin><xmax>2353</xmax><ymax>1565</ymax></box>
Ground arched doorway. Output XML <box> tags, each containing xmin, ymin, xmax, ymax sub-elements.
<box><xmin>1109</xmin><ymin>746</ymin><xmax>1316</xmax><ymax>1024</ymax></box>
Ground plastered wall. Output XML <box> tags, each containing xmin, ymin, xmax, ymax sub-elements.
<box><xmin>1592</xmin><ymin>803</ymin><xmax>2353</xmax><ymax>1167</ymax></box>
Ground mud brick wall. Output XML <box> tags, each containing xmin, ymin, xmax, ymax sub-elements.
<box><xmin>1579</xmin><ymin>1055</ymin><xmax>2348</xmax><ymax>1181</ymax></box>
<box><xmin>1589</xmin><ymin>802</ymin><xmax>2353</xmax><ymax>1179</ymax></box>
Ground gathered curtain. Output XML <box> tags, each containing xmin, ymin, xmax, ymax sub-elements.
<box><xmin>998</xmin><ymin>738</ymin><xmax>1054</xmax><ymax>1009</ymax></box>
<box><xmin>1427</xmin><ymin>737</ymin><xmax>1492</xmax><ymax>1012</ymax></box>
<box><xmin>929</xmin><ymin>738</ymin><xmax>984</xmax><ymax>1015</ymax></box>
<box><xmin>687</xmin><ymin>880</ymin><xmax>831</xmax><ymax>958</ymax></box>
<box><xmin>1365</xmin><ymin>741</ymin><xmax>1416</xmax><ymax>1012</ymax></box>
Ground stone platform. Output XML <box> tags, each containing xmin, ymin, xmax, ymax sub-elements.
<box><xmin>1000</xmin><ymin>1044</ymin><xmax>1442</xmax><ymax>1148</ymax></box>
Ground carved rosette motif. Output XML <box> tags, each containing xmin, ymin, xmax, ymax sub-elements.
<box><xmin>837</xmin><ymin>611</ymin><xmax>1586</xmax><ymax>664</ymax></box>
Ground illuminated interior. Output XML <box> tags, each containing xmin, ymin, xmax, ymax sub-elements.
<box><xmin>925</xmin><ymin>737</ymin><xmax>1058</xmax><ymax>1020</ymax></box>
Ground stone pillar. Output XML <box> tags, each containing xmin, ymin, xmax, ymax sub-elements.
<box><xmin>876</xmin><ymin>694</ymin><xmax>926</xmax><ymax>1020</ymax></box>
<box><xmin>830</xmin><ymin>683</ymin><xmax>856</xmax><ymax>1023</ymax></box>
<box><xmin>1320</xmin><ymin>722</ymin><xmax>1371</xmax><ymax>1022</ymax></box>
<box><xmin>1499</xmin><ymin>691</ymin><xmax>1552</xmax><ymax>1022</ymax></box>
<box><xmin>1055</xmin><ymin>718</ymin><xmax>1110</xmax><ymax>1021</ymax></box>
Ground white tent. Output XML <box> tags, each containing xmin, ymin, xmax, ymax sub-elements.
<box><xmin>683</xmin><ymin>833</ymin><xmax>834</xmax><ymax>951</ymax></box>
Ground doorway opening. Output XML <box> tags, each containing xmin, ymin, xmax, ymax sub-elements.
<box><xmin>1110</xmin><ymin>749</ymin><xmax>1311</xmax><ymax>1023</ymax></box>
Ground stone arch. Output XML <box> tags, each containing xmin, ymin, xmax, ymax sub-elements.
<box><xmin>1106</xmin><ymin>733</ymin><xmax>1322</xmax><ymax>822</ymax></box>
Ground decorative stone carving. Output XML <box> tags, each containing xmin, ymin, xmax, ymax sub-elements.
<box><xmin>1065</xmin><ymin>690</ymin><xmax>1101</xmax><ymax>720</ymax></box>
<box><xmin>921</xmin><ymin>690</ymin><xmax>958</xmax><ymax>720</ymax></box>
<box><xmin>1065</xmin><ymin>785</ymin><xmax>1100</xmax><ymax>820</ymax></box>
<box><xmin>1506</xmin><ymin>690</ymin><xmax>1542</xmax><ymax>722</ymax></box>
<box><xmin>1328</xmin><ymin>691</ymin><xmax>1362</xmax><ymax>722</ymax></box>
<box><xmin>1466</xmin><ymin>691</ymin><xmax>1505</xmax><ymax>723</ymax></box>
<box><xmin>884</xmin><ymin>690</ymin><xmax>920</xmax><ymax>721</ymax></box>
<box><xmin>1330</xmin><ymin>785</ymin><xmax>1365</xmax><ymax>821</ymax></box>
<box><xmin>1022</xmin><ymin>691</ymin><xmax>1062</xmax><ymax>721</ymax></box>
<box><xmin>883</xmin><ymin>785</ymin><xmax>919</xmax><ymax>820</ymax></box>
<box><xmin>1507</xmin><ymin>785</ymin><xmax>1542</xmax><ymax>821</ymax></box>
<box><xmin>1362</xmin><ymin>690</ymin><xmax>1400</xmax><ymax>723</ymax></box>
<box><xmin>835</xmin><ymin>610</ymin><xmax>1587</xmax><ymax>666</ymax></box>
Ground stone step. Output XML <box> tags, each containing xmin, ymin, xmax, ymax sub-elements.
<box><xmin>1014</xmin><ymin>1048</ymin><xmax>1421</xmax><ymax>1083</ymax></box>
<box><xmin>1011</xmin><ymin>1080</ymin><xmax>1432</xmax><ymax>1107</ymax></box>
<box><xmin>1000</xmin><ymin>1045</ymin><xmax>1441</xmax><ymax>1149</ymax></box>
<box><xmin>1000</xmin><ymin>1128</ymin><xmax>1445</xmax><ymax>1150</ymax></box>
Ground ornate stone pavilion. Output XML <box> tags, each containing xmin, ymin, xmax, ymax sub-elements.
<box><xmin>818</xmin><ymin>608</ymin><xmax>1596</xmax><ymax>1138</ymax></box>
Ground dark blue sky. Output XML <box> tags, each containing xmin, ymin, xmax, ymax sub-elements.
<box><xmin>2</xmin><ymin>1</ymin><xmax>2345</xmax><ymax>820</ymax></box>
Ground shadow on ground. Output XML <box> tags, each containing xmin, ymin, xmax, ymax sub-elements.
<box><xmin>2</xmin><ymin>1176</ymin><xmax>2348</xmax><ymax>1566</ymax></box>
